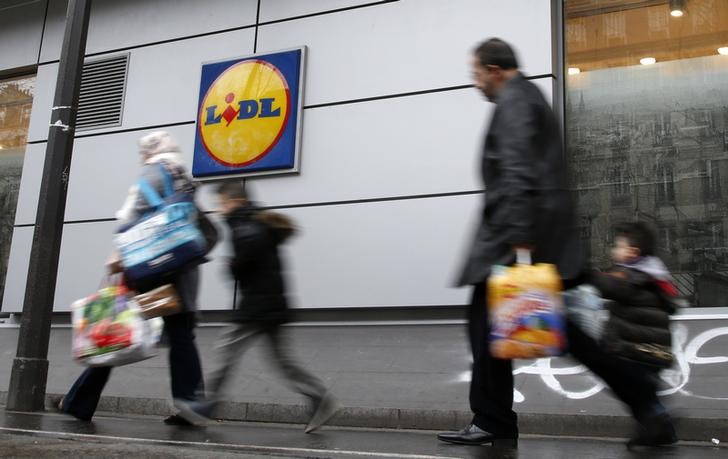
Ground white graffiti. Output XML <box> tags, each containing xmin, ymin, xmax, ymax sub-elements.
<box><xmin>509</xmin><ymin>324</ymin><xmax>728</xmax><ymax>402</ymax></box>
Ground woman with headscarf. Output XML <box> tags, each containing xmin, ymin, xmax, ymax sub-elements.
<box><xmin>54</xmin><ymin>131</ymin><xmax>205</xmax><ymax>426</ymax></box>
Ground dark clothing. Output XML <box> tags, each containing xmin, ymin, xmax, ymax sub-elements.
<box><xmin>457</xmin><ymin>73</ymin><xmax>582</xmax><ymax>286</ymax></box>
<box><xmin>226</xmin><ymin>205</ymin><xmax>292</xmax><ymax>323</ymax></box>
<box><xmin>203</xmin><ymin>205</ymin><xmax>326</xmax><ymax>406</ymax></box>
<box><xmin>206</xmin><ymin>321</ymin><xmax>326</xmax><ymax>403</ymax></box>
<box><xmin>457</xmin><ymin>73</ymin><xmax>580</xmax><ymax>435</ymax></box>
<box><xmin>468</xmin><ymin>284</ymin><xmax>518</xmax><ymax>437</ymax></box>
<box><xmin>590</xmin><ymin>265</ymin><xmax>674</xmax><ymax>368</ymax></box>
<box><xmin>62</xmin><ymin>312</ymin><xmax>203</xmax><ymax>420</ymax></box>
<box><xmin>566</xmin><ymin>319</ymin><xmax>664</xmax><ymax>424</ymax></box>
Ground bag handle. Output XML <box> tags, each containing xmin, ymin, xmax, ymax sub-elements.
<box><xmin>136</xmin><ymin>164</ymin><xmax>175</xmax><ymax>209</ymax></box>
<box><xmin>516</xmin><ymin>248</ymin><xmax>532</xmax><ymax>265</ymax></box>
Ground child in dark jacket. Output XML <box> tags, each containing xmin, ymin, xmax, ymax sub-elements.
<box><xmin>175</xmin><ymin>182</ymin><xmax>338</xmax><ymax>432</ymax></box>
<box><xmin>589</xmin><ymin>221</ymin><xmax>679</xmax><ymax>447</ymax></box>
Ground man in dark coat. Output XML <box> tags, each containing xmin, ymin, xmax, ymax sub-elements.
<box><xmin>437</xmin><ymin>38</ymin><xmax>582</xmax><ymax>447</ymax></box>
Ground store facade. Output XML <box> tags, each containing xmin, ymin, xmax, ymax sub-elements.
<box><xmin>1</xmin><ymin>0</ymin><xmax>727</xmax><ymax>316</ymax></box>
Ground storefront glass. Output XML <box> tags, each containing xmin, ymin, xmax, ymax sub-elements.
<box><xmin>0</xmin><ymin>74</ymin><xmax>34</xmax><ymax>308</ymax></box>
<box><xmin>565</xmin><ymin>0</ymin><xmax>728</xmax><ymax>307</ymax></box>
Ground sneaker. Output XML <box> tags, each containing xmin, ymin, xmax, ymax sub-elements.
<box><xmin>305</xmin><ymin>392</ymin><xmax>339</xmax><ymax>434</ymax></box>
<box><xmin>162</xmin><ymin>414</ymin><xmax>194</xmax><ymax>426</ymax></box>
<box><xmin>173</xmin><ymin>399</ymin><xmax>215</xmax><ymax>426</ymax></box>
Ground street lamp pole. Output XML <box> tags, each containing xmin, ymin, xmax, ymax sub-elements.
<box><xmin>6</xmin><ymin>0</ymin><xmax>92</xmax><ymax>412</ymax></box>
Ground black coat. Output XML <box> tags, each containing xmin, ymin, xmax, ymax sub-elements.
<box><xmin>225</xmin><ymin>205</ymin><xmax>294</xmax><ymax>323</ymax></box>
<box><xmin>591</xmin><ymin>267</ymin><xmax>675</xmax><ymax>368</ymax></box>
<box><xmin>458</xmin><ymin>73</ymin><xmax>582</xmax><ymax>287</ymax></box>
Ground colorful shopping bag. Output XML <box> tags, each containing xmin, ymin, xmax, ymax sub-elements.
<box><xmin>488</xmin><ymin>250</ymin><xmax>566</xmax><ymax>359</ymax></box>
<box><xmin>71</xmin><ymin>284</ymin><xmax>163</xmax><ymax>367</ymax></box>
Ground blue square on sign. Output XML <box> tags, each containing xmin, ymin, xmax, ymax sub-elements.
<box><xmin>192</xmin><ymin>48</ymin><xmax>305</xmax><ymax>179</ymax></box>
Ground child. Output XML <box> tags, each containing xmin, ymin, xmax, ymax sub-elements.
<box><xmin>175</xmin><ymin>181</ymin><xmax>338</xmax><ymax>432</ymax></box>
<box><xmin>589</xmin><ymin>221</ymin><xmax>679</xmax><ymax>447</ymax></box>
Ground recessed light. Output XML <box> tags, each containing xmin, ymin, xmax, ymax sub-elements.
<box><xmin>640</xmin><ymin>57</ymin><xmax>657</xmax><ymax>65</ymax></box>
<box><xmin>669</xmin><ymin>0</ymin><xmax>685</xmax><ymax>17</ymax></box>
<box><xmin>718</xmin><ymin>47</ymin><xmax>728</xmax><ymax>56</ymax></box>
<box><xmin>568</xmin><ymin>67</ymin><xmax>581</xmax><ymax>75</ymax></box>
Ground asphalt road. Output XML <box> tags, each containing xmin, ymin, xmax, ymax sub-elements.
<box><xmin>0</xmin><ymin>411</ymin><xmax>725</xmax><ymax>459</ymax></box>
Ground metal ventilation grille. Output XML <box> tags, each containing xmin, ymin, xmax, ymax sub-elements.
<box><xmin>76</xmin><ymin>54</ymin><xmax>129</xmax><ymax>131</ymax></box>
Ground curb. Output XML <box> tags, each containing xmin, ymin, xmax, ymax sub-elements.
<box><xmin>0</xmin><ymin>392</ymin><xmax>718</xmax><ymax>443</ymax></box>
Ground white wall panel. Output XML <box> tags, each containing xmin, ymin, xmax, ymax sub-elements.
<box><xmin>282</xmin><ymin>194</ymin><xmax>479</xmax><ymax>308</ymax></box>
<box><xmin>29</xmin><ymin>29</ymin><xmax>256</xmax><ymax>142</ymax></box>
<box><xmin>3</xmin><ymin>219</ymin><xmax>235</xmax><ymax>313</ymax></box>
<box><xmin>40</xmin><ymin>0</ymin><xmax>257</xmax><ymax>62</ymax></box>
<box><xmin>25</xmin><ymin>62</ymin><xmax>58</xmax><ymax>143</ymax></box>
<box><xmin>0</xmin><ymin>0</ymin><xmax>45</xmax><ymax>71</ymax></box>
<box><xmin>19</xmin><ymin>78</ymin><xmax>553</xmax><ymax>223</ymax></box>
<box><xmin>1</xmin><ymin>227</ymin><xmax>33</xmax><ymax>312</ymax></box>
<box><xmin>18</xmin><ymin>124</ymin><xmax>222</xmax><ymax>224</ymax></box>
<box><xmin>252</xmin><ymin>79</ymin><xmax>552</xmax><ymax>207</ymax></box>
<box><xmin>259</xmin><ymin>0</ymin><xmax>378</xmax><ymax>23</ymax></box>
<box><xmin>257</xmin><ymin>0</ymin><xmax>552</xmax><ymax>106</ymax></box>
<box><xmin>253</xmin><ymin>88</ymin><xmax>488</xmax><ymax>206</ymax></box>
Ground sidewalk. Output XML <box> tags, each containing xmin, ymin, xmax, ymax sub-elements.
<box><xmin>0</xmin><ymin>322</ymin><xmax>726</xmax><ymax>442</ymax></box>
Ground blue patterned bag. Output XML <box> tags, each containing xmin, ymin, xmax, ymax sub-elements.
<box><xmin>114</xmin><ymin>165</ymin><xmax>206</xmax><ymax>282</ymax></box>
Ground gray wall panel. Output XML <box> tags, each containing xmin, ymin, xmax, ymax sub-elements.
<box><xmin>0</xmin><ymin>0</ymin><xmax>45</xmax><ymax>72</ymax></box>
<box><xmin>29</xmin><ymin>29</ymin><xmax>256</xmax><ymax>142</ymax></box>
<box><xmin>39</xmin><ymin>0</ymin><xmax>257</xmax><ymax>62</ymax></box>
<box><xmin>1</xmin><ymin>226</ymin><xmax>33</xmax><ymax>312</ymax></box>
<box><xmin>256</xmin><ymin>0</ymin><xmax>552</xmax><ymax>106</ymax></box>
<box><xmin>13</xmin><ymin>143</ymin><xmax>44</xmax><ymax>226</ymax></box>
<box><xmin>281</xmin><ymin>194</ymin><xmax>479</xmax><ymax>309</ymax></box>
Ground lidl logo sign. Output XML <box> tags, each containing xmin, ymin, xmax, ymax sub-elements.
<box><xmin>193</xmin><ymin>48</ymin><xmax>304</xmax><ymax>178</ymax></box>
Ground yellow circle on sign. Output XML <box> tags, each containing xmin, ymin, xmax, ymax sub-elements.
<box><xmin>198</xmin><ymin>60</ymin><xmax>290</xmax><ymax>167</ymax></box>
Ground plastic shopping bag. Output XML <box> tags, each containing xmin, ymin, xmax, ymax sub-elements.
<box><xmin>562</xmin><ymin>285</ymin><xmax>607</xmax><ymax>341</ymax></box>
<box><xmin>71</xmin><ymin>284</ymin><xmax>163</xmax><ymax>367</ymax></box>
<box><xmin>488</xmin><ymin>250</ymin><xmax>566</xmax><ymax>359</ymax></box>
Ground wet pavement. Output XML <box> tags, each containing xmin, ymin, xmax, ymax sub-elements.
<box><xmin>0</xmin><ymin>410</ymin><xmax>724</xmax><ymax>459</ymax></box>
<box><xmin>0</xmin><ymin>321</ymin><xmax>727</xmax><ymax>439</ymax></box>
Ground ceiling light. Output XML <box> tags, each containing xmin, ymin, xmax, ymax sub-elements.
<box><xmin>669</xmin><ymin>0</ymin><xmax>685</xmax><ymax>17</ymax></box>
<box><xmin>640</xmin><ymin>57</ymin><xmax>657</xmax><ymax>65</ymax></box>
<box><xmin>568</xmin><ymin>67</ymin><xmax>581</xmax><ymax>75</ymax></box>
<box><xmin>718</xmin><ymin>47</ymin><xmax>728</xmax><ymax>56</ymax></box>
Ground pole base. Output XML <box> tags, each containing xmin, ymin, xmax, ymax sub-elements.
<box><xmin>6</xmin><ymin>357</ymin><xmax>49</xmax><ymax>412</ymax></box>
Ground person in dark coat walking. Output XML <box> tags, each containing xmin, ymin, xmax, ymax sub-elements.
<box><xmin>54</xmin><ymin>131</ymin><xmax>205</xmax><ymax>425</ymax></box>
<box><xmin>437</xmin><ymin>38</ymin><xmax>582</xmax><ymax>447</ymax></box>
<box><xmin>175</xmin><ymin>181</ymin><xmax>338</xmax><ymax>433</ymax></box>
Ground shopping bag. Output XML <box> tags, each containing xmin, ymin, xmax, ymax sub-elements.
<box><xmin>114</xmin><ymin>164</ymin><xmax>206</xmax><ymax>283</ymax></box>
<box><xmin>488</xmin><ymin>250</ymin><xmax>566</xmax><ymax>359</ymax></box>
<box><xmin>133</xmin><ymin>284</ymin><xmax>181</xmax><ymax>319</ymax></box>
<box><xmin>562</xmin><ymin>285</ymin><xmax>607</xmax><ymax>341</ymax></box>
<box><xmin>71</xmin><ymin>284</ymin><xmax>163</xmax><ymax>367</ymax></box>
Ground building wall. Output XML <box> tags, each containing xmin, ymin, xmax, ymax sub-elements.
<box><xmin>1</xmin><ymin>0</ymin><xmax>556</xmax><ymax>312</ymax></box>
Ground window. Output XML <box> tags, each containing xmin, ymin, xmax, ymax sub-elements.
<box><xmin>0</xmin><ymin>74</ymin><xmax>34</xmax><ymax>308</ymax></box>
<box><xmin>565</xmin><ymin>0</ymin><xmax>728</xmax><ymax>306</ymax></box>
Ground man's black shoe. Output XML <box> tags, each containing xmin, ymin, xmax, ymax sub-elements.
<box><xmin>437</xmin><ymin>423</ymin><xmax>517</xmax><ymax>447</ymax></box>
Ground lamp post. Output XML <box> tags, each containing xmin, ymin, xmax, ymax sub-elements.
<box><xmin>6</xmin><ymin>0</ymin><xmax>92</xmax><ymax>412</ymax></box>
